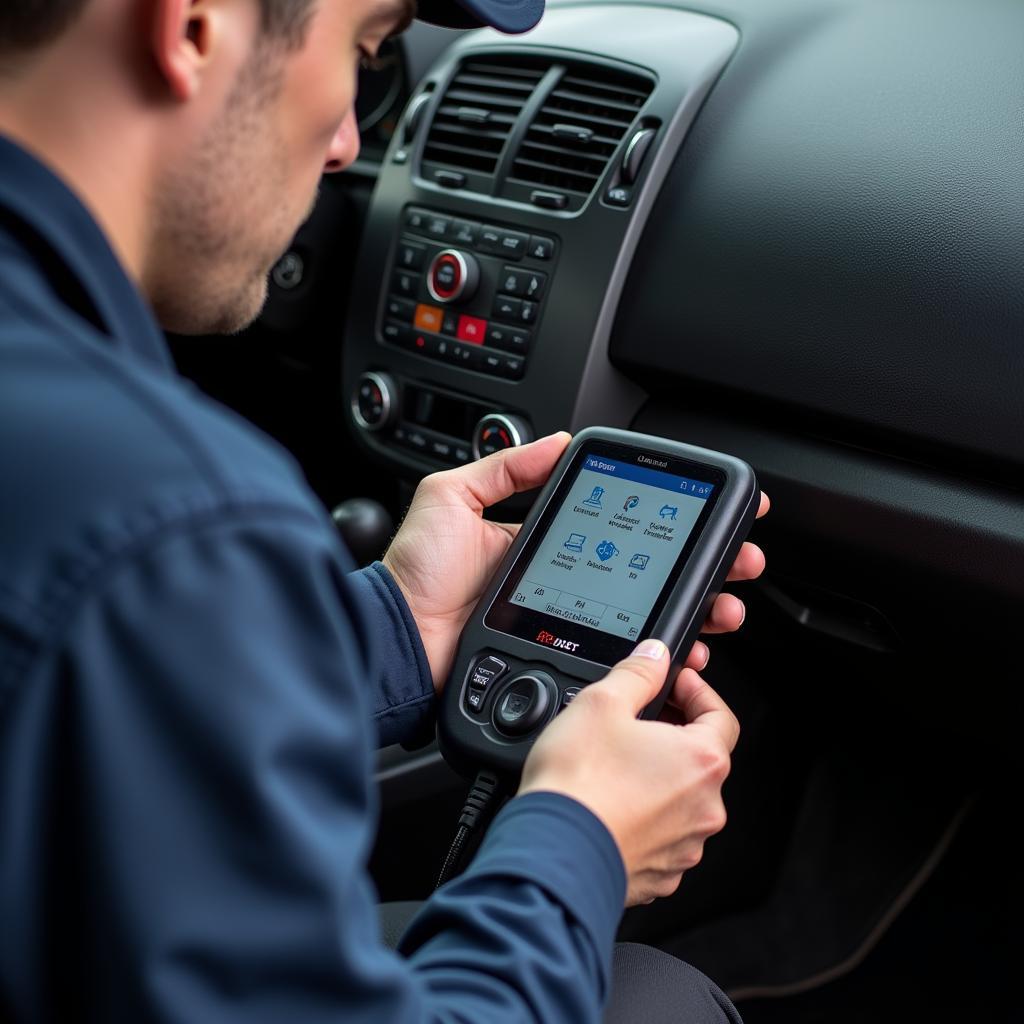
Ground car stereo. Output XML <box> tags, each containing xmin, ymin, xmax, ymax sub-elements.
<box><xmin>378</xmin><ymin>206</ymin><xmax>559</xmax><ymax>381</ymax></box>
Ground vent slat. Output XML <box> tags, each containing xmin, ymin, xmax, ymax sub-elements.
<box><xmin>429</xmin><ymin>122</ymin><xmax>513</xmax><ymax>143</ymax></box>
<box><xmin>561</xmin><ymin>74</ymin><xmax>650</xmax><ymax>102</ymax></box>
<box><xmin>442</xmin><ymin>88</ymin><xmax>527</xmax><ymax>110</ymax></box>
<box><xmin>518</xmin><ymin>140</ymin><xmax>612</xmax><ymax>167</ymax></box>
<box><xmin>528</xmin><ymin>123</ymin><xmax>622</xmax><ymax>149</ymax></box>
<box><xmin>424</xmin><ymin>140</ymin><xmax>502</xmax><ymax>161</ymax></box>
<box><xmin>533</xmin><ymin>107</ymin><xmax>635</xmax><ymax>131</ymax></box>
<box><xmin>508</xmin><ymin>64</ymin><xmax>653</xmax><ymax>203</ymax></box>
<box><xmin>454</xmin><ymin>73</ymin><xmax>539</xmax><ymax>94</ymax></box>
<box><xmin>437</xmin><ymin>106</ymin><xmax>518</xmax><ymax>126</ymax></box>
<box><xmin>549</xmin><ymin>87</ymin><xmax>644</xmax><ymax>114</ymax></box>
<box><xmin>462</xmin><ymin>62</ymin><xmax>546</xmax><ymax>80</ymax></box>
<box><xmin>513</xmin><ymin>155</ymin><xmax>599</xmax><ymax>181</ymax></box>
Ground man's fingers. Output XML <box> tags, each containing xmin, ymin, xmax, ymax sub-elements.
<box><xmin>587</xmin><ymin>639</ymin><xmax>670</xmax><ymax>717</ymax></box>
<box><xmin>450</xmin><ymin>432</ymin><xmax>572</xmax><ymax>512</ymax></box>
<box><xmin>668</xmin><ymin>669</ymin><xmax>740</xmax><ymax>751</ymax></box>
<box><xmin>726</xmin><ymin>542</ymin><xmax>766</xmax><ymax>582</ymax></box>
<box><xmin>684</xmin><ymin>641</ymin><xmax>710</xmax><ymax>672</ymax></box>
<box><xmin>757</xmin><ymin>491</ymin><xmax>771</xmax><ymax>518</ymax></box>
<box><xmin>701</xmin><ymin>592</ymin><xmax>745</xmax><ymax>634</ymax></box>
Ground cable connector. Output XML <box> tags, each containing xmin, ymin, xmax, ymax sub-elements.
<box><xmin>436</xmin><ymin>769</ymin><xmax>503</xmax><ymax>889</ymax></box>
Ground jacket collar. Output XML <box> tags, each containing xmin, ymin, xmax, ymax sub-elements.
<box><xmin>0</xmin><ymin>133</ymin><xmax>174</xmax><ymax>373</ymax></box>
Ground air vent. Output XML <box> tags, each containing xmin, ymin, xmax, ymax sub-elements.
<box><xmin>421</xmin><ymin>58</ymin><xmax>548</xmax><ymax>192</ymax></box>
<box><xmin>505</xmin><ymin>64</ymin><xmax>653</xmax><ymax>210</ymax></box>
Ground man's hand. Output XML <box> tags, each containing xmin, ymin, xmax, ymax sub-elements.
<box><xmin>519</xmin><ymin>640</ymin><xmax>738</xmax><ymax>906</ymax></box>
<box><xmin>383</xmin><ymin>433</ymin><xmax>770</xmax><ymax>691</ymax></box>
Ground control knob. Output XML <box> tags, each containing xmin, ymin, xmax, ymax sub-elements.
<box><xmin>472</xmin><ymin>413</ymin><xmax>533</xmax><ymax>459</ymax></box>
<box><xmin>351</xmin><ymin>371</ymin><xmax>397</xmax><ymax>432</ymax></box>
<box><xmin>427</xmin><ymin>248</ymin><xmax>480</xmax><ymax>304</ymax></box>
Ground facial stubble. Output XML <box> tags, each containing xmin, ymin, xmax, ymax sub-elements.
<box><xmin>148</xmin><ymin>44</ymin><xmax>304</xmax><ymax>336</ymax></box>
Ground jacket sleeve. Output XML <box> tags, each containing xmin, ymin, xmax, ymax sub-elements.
<box><xmin>9</xmin><ymin>506</ymin><xmax>625</xmax><ymax>1023</ymax></box>
<box><xmin>346</xmin><ymin>561</ymin><xmax>436</xmax><ymax>748</ymax></box>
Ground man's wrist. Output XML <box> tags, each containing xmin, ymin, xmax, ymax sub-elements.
<box><xmin>380</xmin><ymin>553</ymin><xmax>448</xmax><ymax>692</ymax></box>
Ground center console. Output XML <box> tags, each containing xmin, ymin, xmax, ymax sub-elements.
<box><xmin>342</xmin><ymin>5</ymin><xmax>739</xmax><ymax>476</ymax></box>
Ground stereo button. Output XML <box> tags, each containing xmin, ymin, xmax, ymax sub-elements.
<box><xmin>493</xmin><ymin>295</ymin><xmax>521</xmax><ymax>322</ymax></box>
<box><xmin>528</xmin><ymin>235</ymin><xmax>554</xmax><ymax>260</ymax></box>
<box><xmin>486</xmin><ymin>325</ymin><xmax>530</xmax><ymax>353</ymax></box>
<box><xmin>425</xmin><ymin>214</ymin><xmax>451</xmax><ymax>238</ymax></box>
<box><xmin>397</xmin><ymin>241</ymin><xmax>425</xmax><ymax>270</ymax></box>
<box><xmin>385</xmin><ymin>296</ymin><xmax>415</xmax><ymax>322</ymax></box>
<box><xmin>392</xmin><ymin>270</ymin><xmax>418</xmax><ymax>297</ymax></box>
<box><xmin>414</xmin><ymin>303</ymin><xmax>444</xmax><ymax>333</ymax></box>
<box><xmin>451</xmin><ymin>219</ymin><xmax>480</xmax><ymax>246</ymax></box>
<box><xmin>456</xmin><ymin>315</ymin><xmax>487</xmax><ymax>344</ymax></box>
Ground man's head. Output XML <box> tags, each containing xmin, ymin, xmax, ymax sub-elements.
<box><xmin>0</xmin><ymin>0</ymin><xmax>540</xmax><ymax>335</ymax></box>
<box><xmin>0</xmin><ymin>0</ymin><xmax>315</xmax><ymax>56</ymax></box>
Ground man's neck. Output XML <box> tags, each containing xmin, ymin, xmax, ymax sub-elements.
<box><xmin>0</xmin><ymin>44</ymin><xmax>152</xmax><ymax>283</ymax></box>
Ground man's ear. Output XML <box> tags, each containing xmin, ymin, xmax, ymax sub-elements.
<box><xmin>151</xmin><ymin>0</ymin><xmax>214</xmax><ymax>101</ymax></box>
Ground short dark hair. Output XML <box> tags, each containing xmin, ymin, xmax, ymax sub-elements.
<box><xmin>0</xmin><ymin>0</ymin><xmax>316</xmax><ymax>58</ymax></box>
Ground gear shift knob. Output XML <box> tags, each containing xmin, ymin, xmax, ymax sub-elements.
<box><xmin>331</xmin><ymin>498</ymin><xmax>394</xmax><ymax>567</ymax></box>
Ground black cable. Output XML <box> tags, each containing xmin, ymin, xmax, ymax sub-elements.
<box><xmin>435</xmin><ymin>769</ymin><xmax>503</xmax><ymax>889</ymax></box>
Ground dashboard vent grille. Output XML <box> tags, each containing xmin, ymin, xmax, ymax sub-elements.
<box><xmin>422</xmin><ymin>58</ymin><xmax>548</xmax><ymax>180</ymax></box>
<box><xmin>508</xmin><ymin>65</ymin><xmax>653</xmax><ymax>203</ymax></box>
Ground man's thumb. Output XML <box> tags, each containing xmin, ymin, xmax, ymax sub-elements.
<box><xmin>596</xmin><ymin>639</ymin><xmax>670</xmax><ymax>716</ymax></box>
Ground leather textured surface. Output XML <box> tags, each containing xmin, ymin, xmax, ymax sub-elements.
<box><xmin>610</xmin><ymin>0</ymin><xmax>1024</xmax><ymax>468</ymax></box>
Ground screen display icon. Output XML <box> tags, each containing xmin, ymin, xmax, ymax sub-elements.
<box><xmin>623</xmin><ymin>495</ymin><xmax>640</xmax><ymax>511</ymax></box>
<box><xmin>629</xmin><ymin>553</ymin><xmax>650</xmax><ymax>571</ymax></box>
<box><xmin>582</xmin><ymin>486</ymin><xmax>605</xmax><ymax>508</ymax></box>
<box><xmin>658</xmin><ymin>504</ymin><xmax>679</xmax><ymax>520</ymax></box>
<box><xmin>563</xmin><ymin>532</ymin><xmax>586</xmax><ymax>552</ymax></box>
<box><xmin>596</xmin><ymin>540</ymin><xmax>620</xmax><ymax>562</ymax></box>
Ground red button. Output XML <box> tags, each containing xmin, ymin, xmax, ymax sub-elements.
<box><xmin>456</xmin><ymin>315</ymin><xmax>487</xmax><ymax>344</ymax></box>
<box><xmin>431</xmin><ymin>254</ymin><xmax>461</xmax><ymax>299</ymax></box>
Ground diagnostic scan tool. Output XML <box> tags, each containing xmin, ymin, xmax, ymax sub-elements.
<box><xmin>438</xmin><ymin>427</ymin><xmax>759</xmax><ymax>777</ymax></box>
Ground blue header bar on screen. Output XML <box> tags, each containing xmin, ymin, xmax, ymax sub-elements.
<box><xmin>582</xmin><ymin>455</ymin><xmax>715</xmax><ymax>498</ymax></box>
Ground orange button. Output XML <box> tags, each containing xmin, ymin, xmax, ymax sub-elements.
<box><xmin>457</xmin><ymin>314</ymin><xmax>487</xmax><ymax>345</ymax></box>
<box><xmin>414</xmin><ymin>303</ymin><xmax>443</xmax><ymax>333</ymax></box>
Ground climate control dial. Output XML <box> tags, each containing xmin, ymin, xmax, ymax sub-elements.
<box><xmin>351</xmin><ymin>371</ymin><xmax>396</xmax><ymax>432</ymax></box>
<box><xmin>427</xmin><ymin>248</ymin><xmax>480</xmax><ymax>304</ymax></box>
<box><xmin>472</xmin><ymin>413</ymin><xmax>533</xmax><ymax>459</ymax></box>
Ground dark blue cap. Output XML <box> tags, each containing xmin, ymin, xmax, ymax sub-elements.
<box><xmin>416</xmin><ymin>0</ymin><xmax>544</xmax><ymax>34</ymax></box>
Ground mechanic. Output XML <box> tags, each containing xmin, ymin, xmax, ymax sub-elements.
<box><xmin>0</xmin><ymin>0</ymin><xmax>768</xmax><ymax>1020</ymax></box>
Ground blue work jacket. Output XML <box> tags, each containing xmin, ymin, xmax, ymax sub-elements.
<box><xmin>0</xmin><ymin>135</ymin><xmax>625</xmax><ymax>1022</ymax></box>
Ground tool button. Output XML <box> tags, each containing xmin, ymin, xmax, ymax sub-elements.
<box><xmin>492</xmin><ymin>673</ymin><xmax>553</xmax><ymax>737</ymax></box>
<box><xmin>471</xmin><ymin>656</ymin><xmax>508</xmax><ymax>689</ymax></box>
<box><xmin>561</xmin><ymin>687</ymin><xmax>582</xmax><ymax>708</ymax></box>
